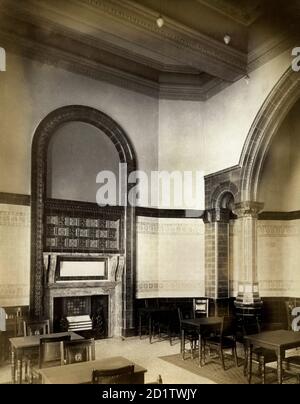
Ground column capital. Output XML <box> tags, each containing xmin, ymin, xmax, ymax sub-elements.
<box><xmin>233</xmin><ymin>201</ymin><xmax>264</xmax><ymax>218</ymax></box>
<box><xmin>203</xmin><ymin>208</ymin><xmax>232</xmax><ymax>224</ymax></box>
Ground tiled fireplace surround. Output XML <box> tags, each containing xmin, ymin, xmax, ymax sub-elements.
<box><xmin>43</xmin><ymin>253</ymin><xmax>125</xmax><ymax>337</ymax></box>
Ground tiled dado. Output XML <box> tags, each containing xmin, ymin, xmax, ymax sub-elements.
<box><xmin>0</xmin><ymin>209</ymin><xmax>30</xmax><ymax>227</ymax></box>
<box><xmin>257</xmin><ymin>221</ymin><xmax>300</xmax><ymax>237</ymax></box>
<box><xmin>0</xmin><ymin>284</ymin><xmax>28</xmax><ymax>299</ymax></box>
<box><xmin>0</xmin><ymin>204</ymin><xmax>31</xmax><ymax>306</ymax></box>
<box><xmin>137</xmin><ymin>280</ymin><xmax>202</xmax><ymax>296</ymax></box>
<box><xmin>136</xmin><ymin>217</ymin><xmax>204</xmax><ymax>236</ymax></box>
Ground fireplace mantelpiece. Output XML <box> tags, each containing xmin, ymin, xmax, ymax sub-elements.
<box><xmin>43</xmin><ymin>253</ymin><xmax>124</xmax><ymax>337</ymax></box>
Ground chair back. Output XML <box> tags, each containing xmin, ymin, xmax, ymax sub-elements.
<box><xmin>24</xmin><ymin>319</ymin><xmax>50</xmax><ymax>336</ymax></box>
<box><xmin>64</xmin><ymin>338</ymin><xmax>95</xmax><ymax>364</ymax></box>
<box><xmin>242</xmin><ymin>317</ymin><xmax>261</xmax><ymax>336</ymax></box>
<box><xmin>221</xmin><ymin>316</ymin><xmax>236</xmax><ymax>338</ymax></box>
<box><xmin>193</xmin><ymin>298</ymin><xmax>209</xmax><ymax>317</ymax></box>
<box><xmin>39</xmin><ymin>335</ymin><xmax>71</xmax><ymax>369</ymax></box>
<box><xmin>92</xmin><ymin>365</ymin><xmax>135</xmax><ymax>384</ymax></box>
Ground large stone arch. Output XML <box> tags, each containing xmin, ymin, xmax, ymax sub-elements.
<box><xmin>31</xmin><ymin>105</ymin><xmax>137</xmax><ymax>335</ymax></box>
<box><xmin>240</xmin><ymin>68</ymin><xmax>300</xmax><ymax>202</ymax></box>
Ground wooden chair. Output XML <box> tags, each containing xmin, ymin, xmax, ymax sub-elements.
<box><xmin>203</xmin><ymin>316</ymin><xmax>238</xmax><ymax>370</ymax></box>
<box><xmin>243</xmin><ymin>318</ymin><xmax>277</xmax><ymax>384</ymax></box>
<box><xmin>23</xmin><ymin>319</ymin><xmax>50</xmax><ymax>382</ymax></box>
<box><xmin>64</xmin><ymin>338</ymin><xmax>95</xmax><ymax>364</ymax></box>
<box><xmin>23</xmin><ymin>319</ymin><xmax>50</xmax><ymax>336</ymax></box>
<box><xmin>178</xmin><ymin>307</ymin><xmax>198</xmax><ymax>360</ymax></box>
<box><xmin>193</xmin><ymin>298</ymin><xmax>209</xmax><ymax>318</ymax></box>
<box><xmin>30</xmin><ymin>335</ymin><xmax>71</xmax><ymax>383</ymax></box>
<box><xmin>92</xmin><ymin>365</ymin><xmax>135</xmax><ymax>384</ymax></box>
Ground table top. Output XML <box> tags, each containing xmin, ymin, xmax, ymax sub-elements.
<box><xmin>245</xmin><ymin>330</ymin><xmax>300</xmax><ymax>349</ymax></box>
<box><xmin>38</xmin><ymin>356</ymin><xmax>147</xmax><ymax>384</ymax></box>
<box><xmin>9</xmin><ymin>331</ymin><xmax>83</xmax><ymax>350</ymax></box>
<box><xmin>138</xmin><ymin>307</ymin><xmax>176</xmax><ymax>314</ymax></box>
<box><xmin>181</xmin><ymin>317</ymin><xmax>222</xmax><ymax>328</ymax></box>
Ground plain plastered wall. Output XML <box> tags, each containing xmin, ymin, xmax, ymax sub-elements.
<box><xmin>0</xmin><ymin>52</ymin><xmax>159</xmax><ymax>195</ymax></box>
<box><xmin>47</xmin><ymin>122</ymin><xmax>121</xmax><ymax>203</ymax></box>
<box><xmin>258</xmin><ymin>100</ymin><xmax>300</xmax><ymax>212</ymax></box>
<box><xmin>203</xmin><ymin>50</ymin><xmax>291</xmax><ymax>175</ymax></box>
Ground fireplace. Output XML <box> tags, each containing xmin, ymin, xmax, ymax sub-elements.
<box><xmin>43</xmin><ymin>253</ymin><xmax>125</xmax><ymax>337</ymax></box>
<box><xmin>53</xmin><ymin>295</ymin><xmax>108</xmax><ymax>339</ymax></box>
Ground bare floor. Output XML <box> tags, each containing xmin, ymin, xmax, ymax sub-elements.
<box><xmin>0</xmin><ymin>336</ymin><xmax>215</xmax><ymax>384</ymax></box>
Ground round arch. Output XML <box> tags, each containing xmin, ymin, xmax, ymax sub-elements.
<box><xmin>31</xmin><ymin>105</ymin><xmax>137</xmax><ymax>331</ymax></box>
<box><xmin>240</xmin><ymin>68</ymin><xmax>300</xmax><ymax>202</ymax></box>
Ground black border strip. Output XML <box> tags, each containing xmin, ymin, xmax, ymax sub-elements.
<box><xmin>136</xmin><ymin>207</ymin><xmax>204</xmax><ymax>219</ymax></box>
<box><xmin>0</xmin><ymin>192</ymin><xmax>30</xmax><ymax>206</ymax></box>
<box><xmin>258</xmin><ymin>211</ymin><xmax>300</xmax><ymax>221</ymax></box>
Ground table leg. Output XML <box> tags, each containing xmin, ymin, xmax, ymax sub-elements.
<box><xmin>181</xmin><ymin>329</ymin><xmax>185</xmax><ymax>360</ymax></box>
<box><xmin>277</xmin><ymin>349</ymin><xmax>283</xmax><ymax>384</ymax></box>
<box><xmin>149</xmin><ymin>315</ymin><xmax>152</xmax><ymax>344</ymax></box>
<box><xmin>248</xmin><ymin>345</ymin><xmax>253</xmax><ymax>384</ymax></box>
<box><xmin>139</xmin><ymin>313</ymin><xmax>142</xmax><ymax>339</ymax></box>
<box><xmin>16</xmin><ymin>357</ymin><xmax>22</xmax><ymax>384</ymax></box>
<box><xmin>199</xmin><ymin>333</ymin><xmax>202</xmax><ymax>367</ymax></box>
<box><xmin>11</xmin><ymin>347</ymin><xmax>16</xmax><ymax>384</ymax></box>
<box><xmin>243</xmin><ymin>345</ymin><xmax>248</xmax><ymax>377</ymax></box>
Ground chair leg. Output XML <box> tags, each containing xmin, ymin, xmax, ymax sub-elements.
<box><xmin>191</xmin><ymin>341</ymin><xmax>194</xmax><ymax>359</ymax></box>
<box><xmin>244</xmin><ymin>347</ymin><xmax>248</xmax><ymax>376</ymax></box>
<box><xmin>220</xmin><ymin>347</ymin><xmax>225</xmax><ymax>371</ymax></box>
<box><xmin>260</xmin><ymin>358</ymin><xmax>266</xmax><ymax>385</ymax></box>
<box><xmin>248</xmin><ymin>349</ymin><xmax>253</xmax><ymax>384</ymax></box>
<box><xmin>233</xmin><ymin>345</ymin><xmax>238</xmax><ymax>367</ymax></box>
<box><xmin>202</xmin><ymin>341</ymin><xmax>206</xmax><ymax>365</ymax></box>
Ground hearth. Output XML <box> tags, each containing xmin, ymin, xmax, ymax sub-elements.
<box><xmin>53</xmin><ymin>295</ymin><xmax>108</xmax><ymax>339</ymax></box>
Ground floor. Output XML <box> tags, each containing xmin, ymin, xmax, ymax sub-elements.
<box><xmin>0</xmin><ymin>336</ymin><xmax>215</xmax><ymax>384</ymax></box>
<box><xmin>1</xmin><ymin>335</ymin><xmax>297</xmax><ymax>384</ymax></box>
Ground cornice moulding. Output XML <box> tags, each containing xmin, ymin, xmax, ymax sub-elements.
<box><xmin>0</xmin><ymin>30</ymin><xmax>160</xmax><ymax>98</ymax></box>
<box><xmin>39</xmin><ymin>0</ymin><xmax>247</xmax><ymax>80</ymax></box>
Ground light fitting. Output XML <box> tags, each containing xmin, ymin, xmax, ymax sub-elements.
<box><xmin>244</xmin><ymin>74</ymin><xmax>250</xmax><ymax>85</ymax></box>
<box><xmin>156</xmin><ymin>15</ymin><xmax>164</xmax><ymax>28</ymax></box>
<box><xmin>223</xmin><ymin>34</ymin><xmax>231</xmax><ymax>45</ymax></box>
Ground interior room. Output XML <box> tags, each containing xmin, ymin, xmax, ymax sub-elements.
<box><xmin>1</xmin><ymin>0</ymin><xmax>300</xmax><ymax>385</ymax></box>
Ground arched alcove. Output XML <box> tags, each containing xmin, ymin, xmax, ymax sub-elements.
<box><xmin>31</xmin><ymin>106</ymin><xmax>137</xmax><ymax>336</ymax></box>
<box><xmin>256</xmin><ymin>98</ymin><xmax>300</xmax><ymax>298</ymax></box>
<box><xmin>258</xmin><ymin>98</ymin><xmax>300</xmax><ymax>211</ymax></box>
<box><xmin>240</xmin><ymin>68</ymin><xmax>300</xmax><ymax>202</ymax></box>
<box><xmin>47</xmin><ymin>121</ymin><xmax>120</xmax><ymax>203</ymax></box>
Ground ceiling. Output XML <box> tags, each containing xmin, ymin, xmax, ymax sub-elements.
<box><xmin>0</xmin><ymin>0</ymin><xmax>293</xmax><ymax>100</ymax></box>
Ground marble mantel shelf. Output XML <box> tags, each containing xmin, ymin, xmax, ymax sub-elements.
<box><xmin>48</xmin><ymin>281</ymin><xmax>118</xmax><ymax>289</ymax></box>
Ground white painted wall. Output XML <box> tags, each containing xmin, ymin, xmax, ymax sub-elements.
<box><xmin>203</xmin><ymin>50</ymin><xmax>291</xmax><ymax>175</ymax></box>
<box><xmin>158</xmin><ymin>99</ymin><xmax>205</xmax><ymax>210</ymax></box>
<box><xmin>258</xmin><ymin>99</ymin><xmax>300</xmax><ymax>211</ymax></box>
<box><xmin>0</xmin><ymin>52</ymin><xmax>159</xmax><ymax>195</ymax></box>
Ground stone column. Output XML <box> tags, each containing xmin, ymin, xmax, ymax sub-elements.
<box><xmin>204</xmin><ymin>208</ymin><xmax>231</xmax><ymax>303</ymax></box>
<box><xmin>234</xmin><ymin>201</ymin><xmax>264</xmax><ymax>305</ymax></box>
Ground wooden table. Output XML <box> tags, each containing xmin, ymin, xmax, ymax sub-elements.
<box><xmin>38</xmin><ymin>356</ymin><xmax>147</xmax><ymax>384</ymax></box>
<box><xmin>9</xmin><ymin>331</ymin><xmax>83</xmax><ymax>384</ymax></box>
<box><xmin>181</xmin><ymin>317</ymin><xmax>222</xmax><ymax>367</ymax></box>
<box><xmin>138</xmin><ymin>307</ymin><xmax>175</xmax><ymax>344</ymax></box>
<box><xmin>245</xmin><ymin>330</ymin><xmax>300</xmax><ymax>384</ymax></box>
